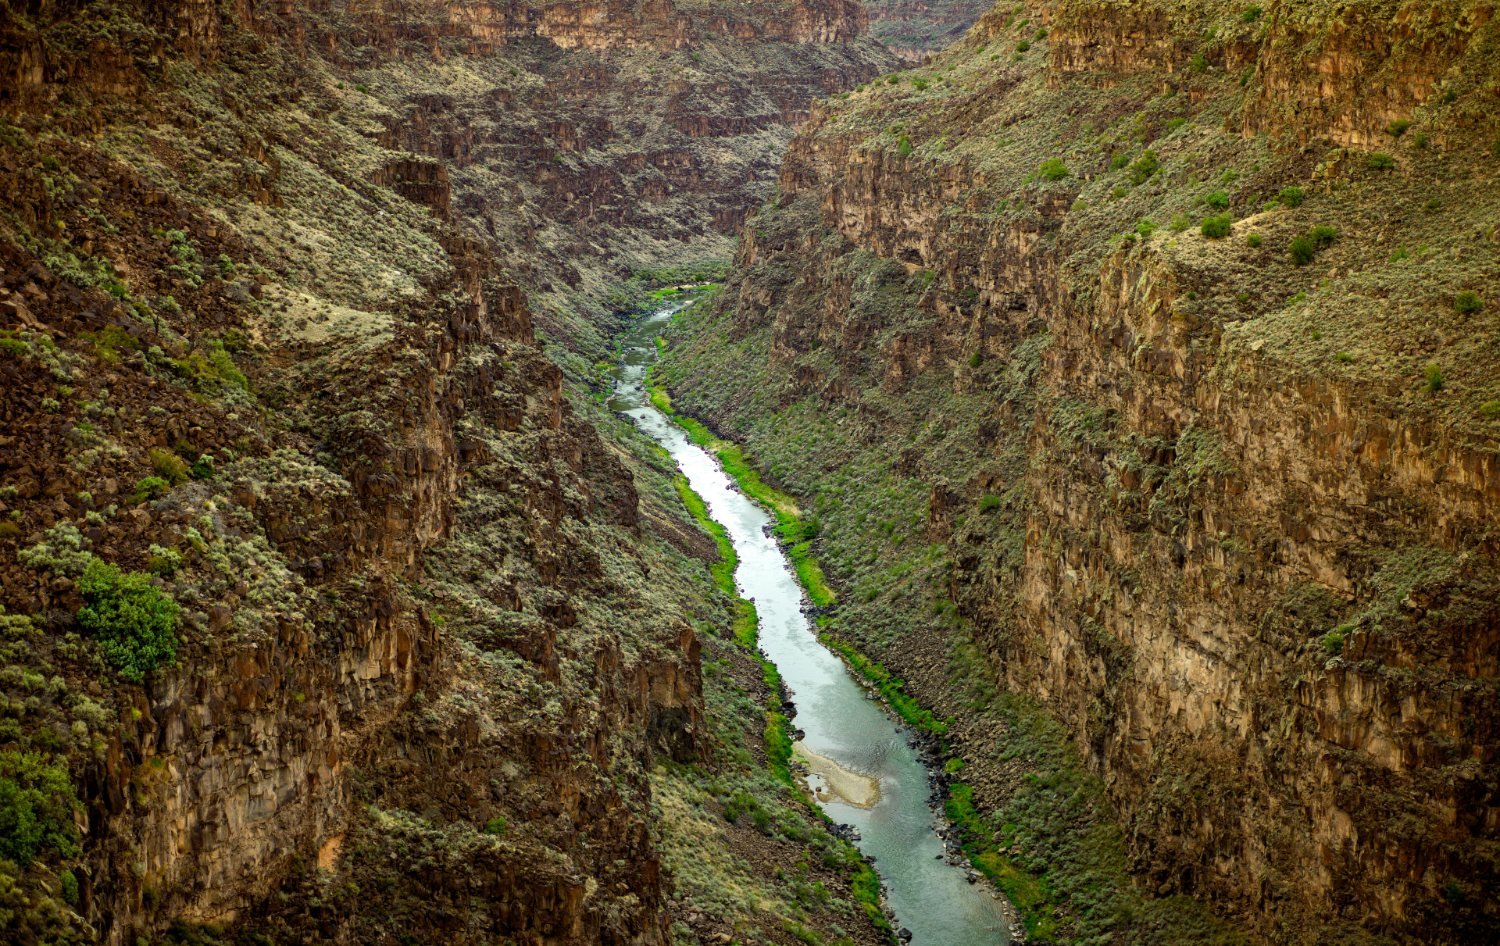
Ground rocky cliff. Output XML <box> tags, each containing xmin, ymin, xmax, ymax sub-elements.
<box><xmin>0</xmin><ymin>1</ymin><xmax>894</xmax><ymax>944</ymax></box>
<box><xmin>659</xmin><ymin>1</ymin><xmax>1500</xmax><ymax>943</ymax></box>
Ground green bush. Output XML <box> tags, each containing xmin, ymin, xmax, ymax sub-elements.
<box><xmin>1169</xmin><ymin>213</ymin><xmax>1192</xmax><ymax>233</ymax></box>
<box><xmin>482</xmin><ymin>817</ymin><xmax>507</xmax><ymax>836</ymax></box>
<box><xmin>1367</xmin><ymin>151</ymin><xmax>1396</xmax><ymax>170</ymax></box>
<box><xmin>1289</xmin><ymin>236</ymin><xmax>1315</xmax><ymax>265</ymax></box>
<box><xmin>1200</xmin><ymin>215</ymin><xmax>1232</xmax><ymax>239</ymax></box>
<box><xmin>1277</xmin><ymin>185</ymin><xmax>1305</xmax><ymax>207</ymax></box>
<box><xmin>1127</xmin><ymin>150</ymin><xmax>1161</xmax><ymax>185</ymax></box>
<box><xmin>1308</xmin><ymin>224</ymin><xmax>1337</xmax><ymax>247</ymax></box>
<box><xmin>1136</xmin><ymin>218</ymin><xmax>1157</xmax><ymax>238</ymax></box>
<box><xmin>1109</xmin><ymin>154</ymin><xmax>1130</xmax><ymax>170</ymax></box>
<box><xmin>77</xmin><ymin>558</ymin><xmax>180</xmax><ymax>683</ymax></box>
<box><xmin>1246</xmin><ymin>233</ymin><xmax>1263</xmax><ymax>248</ymax></box>
<box><xmin>1454</xmin><ymin>291</ymin><xmax>1483</xmax><ymax>315</ymax></box>
<box><xmin>132</xmin><ymin>476</ymin><xmax>170</xmax><ymax>503</ymax></box>
<box><xmin>1386</xmin><ymin>119</ymin><xmax>1411</xmax><ymax>138</ymax></box>
<box><xmin>0</xmin><ymin>751</ymin><xmax>79</xmax><ymax>866</ymax></box>
<box><xmin>1202</xmin><ymin>190</ymin><xmax>1230</xmax><ymax>210</ymax></box>
<box><xmin>1038</xmin><ymin>158</ymin><xmax>1069</xmax><ymax>182</ymax></box>
<box><xmin>896</xmin><ymin>134</ymin><xmax>912</xmax><ymax>158</ymax></box>
<box><xmin>1480</xmin><ymin>401</ymin><xmax>1500</xmax><ymax>420</ymax></box>
<box><xmin>1423</xmin><ymin>364</ymin><xmax>1445</xmax><ymax>392</ymax></box>
<box><xmin>1016</xmin><ymin>39</ymin><xmax>1031</xmax><ymax>52</ymax></box>
<box><xmin>148</xmin><ymin>447</ymin><xmax>190</xmax><ymax>485</ymax></box>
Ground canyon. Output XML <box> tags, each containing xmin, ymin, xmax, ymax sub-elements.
<box><xmin>1</xmin><ymin>0</ymin><xmax>1497</xmax><ymax>945</ymax></box>
<box><xmin>659</xmin><ymin>1</ymin><xmax>1500</xmax><ymax>943</ymax></box>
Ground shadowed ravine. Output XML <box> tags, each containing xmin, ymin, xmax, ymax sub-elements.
<box><xmin>612</xmin><ymin>303</ymin><xmax>1015</xmax><ymax>945</ymax></box>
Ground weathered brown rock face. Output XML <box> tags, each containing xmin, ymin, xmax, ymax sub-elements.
<box><xmin>674</xmin><ymin>1</ymin><xmax>1500</xmax><ymax>941</ymax></box>
<box><xmin>0</xmin><ymin>0</ymin><xmax>765</xmax><ymax>942</ymax></box>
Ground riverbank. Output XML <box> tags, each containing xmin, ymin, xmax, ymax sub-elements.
<box><xmin>635</xmin><ymin>305</ymin><xmax>1018</xmax><ymax>944</ymax></box>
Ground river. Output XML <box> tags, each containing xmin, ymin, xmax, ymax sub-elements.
<box><xmin>611</xmin><ymin>300</ymin><xmax>1014</xmax><ymax>945</ymax></box>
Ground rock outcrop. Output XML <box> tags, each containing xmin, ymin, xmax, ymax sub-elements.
<box><xmin>0</xmin><ymin>0</ymin><xmax>890</xmax><ymax>942</ymax></box>
<box><xmin>661</xmin><ymin>1</ymin><xmax>1500</xmax><ymax>943</ymax></box>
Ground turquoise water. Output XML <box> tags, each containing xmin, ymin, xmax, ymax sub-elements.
<box><xmin>612</xmin><ymin>302</ymin><xmax>1013</xmax><ymax>945</ymax></box>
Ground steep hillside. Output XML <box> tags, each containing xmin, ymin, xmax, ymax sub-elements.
<box><xmin>0</xmin><ymin>2</ymin><xmax>895</xmax><ymax>944</ymax></box>
<box><xmin>862</xmin><ymin>0</ymin><xmax>992</xmax><ymax>59</ymax></box>
<box><xmin>659</xmin><ymin>1</ymin><xmax>1500</xmax><ymax>943</ymax></box>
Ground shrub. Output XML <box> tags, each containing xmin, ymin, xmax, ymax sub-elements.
<box><xmin>77</xmin><ymin>559</ymin><xmax>180</xmax><ymax>683</ymax></box>
<box><xmin>189</xmin><ymin>453</ymin><xmax>215</xmax><ymax>480</ymax></box>
<box><xmin>1423</xmin><ymin>364</ymin><xmax>1444</xmax><ymax>392</ymax></box>
<box><xmin>1169</xmin><ymin>213</ymin><xmax>1192</xmax><ymax>233</ymax></box>
<box><xmin>148</xmin><ymin>447</ymin><xmax>190</xmax><ymax>485</ymax></box>
<box><xmin>1127</xmin><ymin>150</ymin><xmax>1161</xmax><ymax>185</ymax></box>
<box><xmin>1202</xmin><ymin>190</ymin><xmax>1230</xmax><ymax>210</ymax></box>
<box><xmin>1189</xmin><ymin>52</ymin><xmax>1208</xmax><ymax>72</ymax></box>
<box><xmin>896</xmin><ymin>134</ymin><xmax>912</xmax><ymax>158</ymax></box>
<box><xmin>1200</xmin><ymin>215</ymin><xmax>1232</xmax><ymax>239</ymax></box>
<box><xmin>132</xmin><ymin>476</ymin><xmax>170</xmax><ymax>503</ymax></box>
<box><xmin>1480</xmin><ymin>401</ymin><xmax>1500</xmax><ymax>420</ymax></box>
<box><xmin>0</xmin><ymin>750</ymin><xmax>79</xmax><ymax>865</ymax></box>
<box><xmin>912</xmin><ymin>77</ymin><xmax>929</xmax><ymax>91</ymax></box>
<box><xmin>1016</xmin><ymin>39</ymin><xmax>1031</xmax><ymax>52</ymax></box>
<box><xmin>483</xmin><ymin>817</ymin><xmax>508</xmax><ymax>836</ymax></box>
<box><xmin>1289</xmin><ymin>235</ymin><xmax>1316</xmax><ymax>265</ymax></box>
<box><xmin>1136</xmin><ymin>218</ymin><xmax>1157</xmax><ymax>238</ymax></box>
<box><xmin>978</xmin><ymin>494</ymin><xmax>1002</xmax><ymax>512</ymax></box>
<box><xmin>1386</xmin><ymin>119</ymin><xmax>1411</xmax><ymax>138</ymax></box>
<box><xmin>1246</xmin><ymin>233</ymin><xmax>1263</xmax><ymax>248</ymax></box>
<box><xmin>969</xmin><ymin>351</ymin><xmax>983</xmax><ymax>369</ymax></box>
<box><xmin>1277</xmin><ymin>186</ymin><xmax>1305</xmax><ymax>207</ymax></box>
<box><xmin>1454</xmin><ymin>291</ymin><xmax>1483</xmax><ymax>315</ymax></box>
<box><xmin>1109</xmin><ymin>154</ymin><xmax>1130</xmax><ymax>170</ymax></box>
<box><xmin>1241</xmin><ymin>4</ymin><xmax>1263</xmax><ymax>22</ymax></box>
<box><xmin>1038</xmin><ymin>158</ymin><xmax>1069</xmax><ymax>182</ymax></box>
<box><xmin>1308</xmin><ymin>224</ymin><xmax>1337</xmax><ymax>247</ymax></box>
<box><xmin>1321</xmin><ymin>628</ymin><xmax>1345</xmax><ymax>656</ymax></box>
<box><xmin>60</xmin><ymin>869</ymin><xmax>79</xmax><ymax>904</ymax></box>
<box><xmin>1335</xmin><ymin>351</ymin><xmax>1355</xmax><ymax>364</ymax></box>
<box><xmin>1367</xmin><ymin>151</ymin><xmax>1396</xmax><ymax>170</ymax></box>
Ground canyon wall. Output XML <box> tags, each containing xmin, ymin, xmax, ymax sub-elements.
<box><xmin>662</xmin><ymin>1</ymin><xmax>1500</xmax><ymax>942</ymax></box>
<box><xmin>0</xmin><ymin>1</ymin><xmax>893</xmax><ymax>943</ymax></box>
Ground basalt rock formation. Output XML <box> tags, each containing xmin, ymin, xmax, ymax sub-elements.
<box><xmin>0</xmin><ymin>1</ymin><xmax>898</xmax><ymax>944</ymax></box>
<box><xmin>660</xmin><ymin>1</ymin><xmax>1500</xmax><ymax>943</ymax></box>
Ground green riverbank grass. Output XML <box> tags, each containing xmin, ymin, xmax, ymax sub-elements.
<box><xmin>649</xmin><ymin>371</ymin><xmax>835</xmax><ymax>609</ymax></box>
<box><xmin>663</xmin><ymin>391</ymin><xmax>893</xmax><ymax>939</ymax></box>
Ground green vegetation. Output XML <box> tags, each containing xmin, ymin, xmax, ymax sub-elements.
<box><xmin>1424</xmin><ymin>363</ymin><xmax>1445</xmax><ymax>392</ymax></box>
<box><xmin>77</xmin><ymin>558</ymin><xmax>180</xmax><ymax>683</ymax></box>
<box><xmin>1126</xmin><ymin>150</ymin><xmax>1160</xmax><ymax>185</ymax></box>
<box><xmin>1200</xmin><ymin>215</ymin><xmax>1231</xmax><ymax>239</ymax></box>
<box><xmin>649</xmin><ymin>373</ymin><xmax>834</xmax><ymax>609</ymax></box>
<box><xmin>1038</xmin><ymin>158</ymin><xmax>1069</xmax><ymax>182</ymax></box>
<box><xmin>0</xmin><ymin>751</ymin><xmax>79</xmax><ymax>866</ymax></box>
<box><xmin>1277</xmin><ymin>185</ymin><xmax>1305</xmax><ymax>207</ymax></box>
<box><xmin>820</xmin><ymin>635</ymin><xmax>947</xmax><ymax>736</ymax></box>
<box><xmin>1289</xmin><ymin>224</ymin><xmax>1336</xmax><ymax>265</ymax></box>
<box><xmin>1367</xmin><ymin>151</ymin><xmax>1397</xmax><ymax>170</ymax></box>
<box><xmin>1454</xmin><ymin>290</ymin><xmax>1483</xmax><ymax>314</ymax></box>
<box><xmin>148</xmin><ymin>447</ymin><xmax>191</xmax><ymax>485</ymax></box>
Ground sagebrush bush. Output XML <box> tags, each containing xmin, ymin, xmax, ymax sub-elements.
<box><xmin>1038</xmin><ymin>158</ymin><xmax>1069</xmax><ymax>181</ymax></box>
<box><xmin>148</xmin><ymin>447</ymin><xmax>190</xmax><ymax>485</ymax></box>
<box><xmin>77</xmin><ymin>558</ymin><xmax>180</xmax><ymax>682</ymax></box>
<box><xmin>1278</xmin><ymin>186</ymin><xmax>1305</xmax><ymax>207</ymax></box>
<box><xmin>1200</xmin><ymin>215</ymin><xmax>1231</xmax><ymax>239</ymax></box>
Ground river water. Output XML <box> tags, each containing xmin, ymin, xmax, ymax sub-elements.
<box><xmin>611</xmin><ymin>301</ymin><xmax>1012</xmax><ymax>945</ymax></box>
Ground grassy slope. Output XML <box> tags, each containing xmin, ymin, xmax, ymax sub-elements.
<box><xmin>657</xmin><ymin>3</ymin><xmax>1500</xmax><ymax>943</ymax></box>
